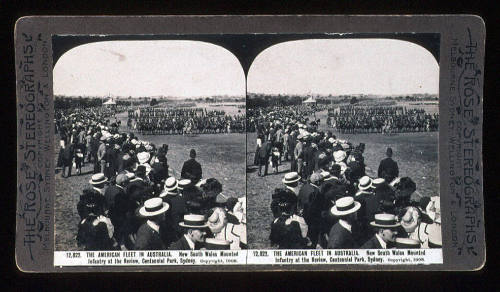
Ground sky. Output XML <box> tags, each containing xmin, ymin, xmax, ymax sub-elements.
<box><xmin>54</xmin><ymin>38</ymin><xmax>439</xmax><ymax>98</ymax></box>
<box><xmin>247</xmin><ymin>39</ymin><xmax>439</xmax><ymax>96</ymax></box>
<box><xmin>53</xmin><ymin>40</ymin><xmax>246</xmax><ymax>98</ymax></box>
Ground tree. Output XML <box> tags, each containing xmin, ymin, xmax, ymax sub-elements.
<box><xmin>150</xmin><ymin>98</ymin><xmax>158</xmax><ymax>106</ymax></box>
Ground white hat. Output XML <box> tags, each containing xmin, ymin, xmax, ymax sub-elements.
<box><xmin>330</xmin><ymin>197</ymin><xmax>361</xmax><ymax>216</ymax></box>
<box><xmin>178</xmin><ymin>179</ymin><xmax>192</xmax><ymax>190</ymax></box>
<box><xmin>89</xmin><ymin>173</ymin><xmax>107</xmax><ymax>185</ymax></box>
<box><xmin>358</xmin><ymin>176</ymin><xmax>373</xmax><ymax>191</ymax></box>
<box><xmin>137</xmin><ymin>152</ymin><xmax>151</xmax><ymax>164</ymax></box>
<box><xmin>370</xmin><ymin>213</ymin><xmax>401</xmax><ymax>228</ymax></box>
<box><xmin>282</xmin><ymin>172</ymin><xmax>301</xmax><ymax>184</ymax></box>
<box><xmin>162</xmin><ymin>177</ymin><xmax>178</xmax><ymax>195</ymax></box>
<box><xmin>139</xmin><ymin>198</ymin><xmax>170</xmax><ymax>217</ymax></box>
<box><xmin>131</xmin><ymin>139</ymin><xmax>138</xmax><ymax>145</ymax></box>
<box><xmin>179</xmin><ymin>214</ymin><xmax>209</xmax><ymax>229</ymax></box>
<box><xmin>372</xmin><ymin>178</ymin><xmax>386</xmax><ymax>188</ymax></box>
<box><xmin>328</xmin><ymin>137</ymin><xmax>335</xmax><ymax>144</ymax></box>
<box><xmin>427</xmin><ymin>223</ymin><xmax>442</xmax><ymax>248</ymax></box>
<box><xmin>333</xmin><ymin>150</ymin><xmax>347</xmax><ymax>162</ymax></box>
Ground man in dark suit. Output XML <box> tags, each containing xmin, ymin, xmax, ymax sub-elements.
<box><xmin>297</xmin><ymin>173</ymin><xmax>323</xmax><ymax>247</ymax></box>
<box><xmin>361</xmin><ymin>213</ymin><xmax>400</xmax><ymax>249</ymax></box>
<box><xmin>134</xmin><ymin>198</ymin><xmax>170</xmax><ymax>250</ymax></box>
<box><xmin>169</xmin><ymin>214</ymin><xmax>208</xmax><ymax>250</ymax></box>
<box><xmin>181</xmin><ymin>149</ymin><xmax>202</xmax><ymax>184</ymax></box>
<box><xmin>258</xmin><ymin>137</ymin><xmax>272</xmax><ymax>177</ymax></box>
<box><xmin>327</xmin><ymin>197</ymin><xmax>361</xmax><ymax>249</ymax></box>
<box><xmin>377</xmin><ymin>147</ymin><xmax>399</xmax><ymax>183</ymax></box>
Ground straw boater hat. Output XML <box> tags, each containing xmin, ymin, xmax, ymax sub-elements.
<box><xmin>395</xmin><ymin>238</ymin><xmax>421</xmax><ymax>248</ymax></box>
<box><xmin>204</xmin><ymin>238</ymin><xmax>232</xmax><ymax>250</ymax></box>
<box><xmin>89</xmin><ymin>173</ymin><xmax>107</xmax><ymax>185</ymax></box>
<box><xmin>358</xmin><ymin>176</ymin><xmax>373</xmax><ymax>191</ymax></box>
<box><xmin>330</xmin><ymin>197</ymin><xmax>361</xmax><ymax>216</ymax></box>
<box><xmin>333</xmin><ymin>150</ymin><xmax>347</xmax><ymax>162</ymax></box>
<box><xmin>137</xmin><ymin>152</ymin><xmax>150</xmax><ymax>164</ymax></box>
<box><xmin>179</xmin><ymin>214</ymin><xmax>209</xmax><ymax>229</ymax></box>
<box><xmin>372</xmin><ymin>178</ymin><xmax>386</xmax><ymax>188</ymax></box>
<box><xmin>139</xmin><ymin>197</ymin><xmax>170</xmax><ymax>217</ymax></box>
<box><xmin>178</xmin><ymin>179</ymin><xmax>192</xmax><ymax>190</ymax></box>
<box><xmin>370</xmin><ymin>214</ymin><xmax>401</xmax><ymax>228</ymax></box>
<box><xmin>282</xmin><ymin>172</ymin><xmax>301</xmax><ymax>184</ymax></box>
<box><xmin>160</xmin><ymin>177</ymin><xmax>178</xmax><ymax>197</ymax></box>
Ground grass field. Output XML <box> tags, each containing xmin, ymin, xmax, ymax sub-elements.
<box><xmin>246</xmin><ymin>109</ymin><xmax>439</xmax><ymax>249</ymax></box>
<box><xmin>54</xmin><ymin>126</ymin><xmax>246</xmax><ymax>251</ymax></box>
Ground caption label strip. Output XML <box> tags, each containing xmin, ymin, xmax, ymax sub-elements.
<box><xmin>54</xmin><ymin>249</ymin><xmax>442</xmax><ymax>266</ymax></box>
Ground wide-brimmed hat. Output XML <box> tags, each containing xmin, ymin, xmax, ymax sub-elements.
<box><xmin>178</xmin><ymin>179</ymin><xmax>192</xmax><ymax>190</ymax></box>
<box><xmin>179</xmin><ymin>214</ymin><xmax>209</xmax><ymax>229</ymax></box>
<box><xmin>330</xmin><ymin>197</ymin><xmax>361</xmax><ymax>216</ymax></box>
<box><xmin>139</xmin><ymin>197</ymin><xmax>170</xmax><ymax>217</ymax></box>
<box><xmin>333</xmin><ymin>150</ymin><xmax>347</xmax><ymax>162</ymax></box>
<box><xmin>370</xmin><ymin>213</ymin><xmax>401</xmax><ymax>228</ymax></box>
<box><xmin>358</xmin><ymin>176</ymin><xmax>373</xmax><ymax>191</ymax></box>
<box><xmin>395</xmin><ymin>238</ymin><xmax>421</xmax><ymax>248</ymax></box>
<box><xmin>427</xmin><ymin>223</ymin><xmax>442</xmax><ymax>248</ymax></box>
<box><xmin>204</xmin><ymin>238</ymin><xmax>232</xmax><ymax>250</ymax></box>
<box><xmin>89</xmin><ymin>173</ymin><xmax>107</xmax><ymax>185</ymax></box>
<box><xmin>282</xmin><ymin>172</ymin><xmax>301</xmax><ymax>184</ymax></box>
<box><xmin>137</xmin><ymin>152</ymin><xmax>150</xmax><ymax>164</ymax></box>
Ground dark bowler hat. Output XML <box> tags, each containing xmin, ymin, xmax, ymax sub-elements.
<box><xmin>395</xmin><ymin>238</ymin><xmax>421</xmax><ymax>248</ymax></box>
<box><xmin>204</xmin><ymin>238</ymin><xmax>232</xmax><ymax>250</ymax></box>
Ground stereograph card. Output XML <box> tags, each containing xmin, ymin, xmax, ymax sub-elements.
<box><xmin>15</xmin><ymin>15</ymin><xmax>485</xmax><ymax>272</ymax></box>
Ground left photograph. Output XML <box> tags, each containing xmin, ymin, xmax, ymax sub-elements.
<box><xmin>53</xmin><ymin>40</ymin><xmax>247</xmax><ymax>251</ymax></box>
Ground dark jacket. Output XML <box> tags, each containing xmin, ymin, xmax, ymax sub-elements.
<box><xmin>134</xmin><ymin>222</ymin><xmax>165</xmax><ymax>250</ymax></box>
<box><xmin>361</xmin><ymin>235</ymin><xmax>384</xmax><ymax>249</ymax></box>
<box><xmin>327</xmin><ymin>222</ymin><xmax>358</xmax><ymax>249</ymax></box>
<box><xmin>168</xmin><ymin>235</ymin><xmax>193</xmax><ymax>250</ymax></box>
<box><xmin>181</xmin><ymin>158</ymin><xmax>202</xmax><ymax>184</ymax></box>
<box><xmin>378</xmin><ymin>157</ymin><xmax>399</xmax><ymax>182</ymax></box>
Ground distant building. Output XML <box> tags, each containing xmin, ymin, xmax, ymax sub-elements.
<box><xmin>103</xmin><ymin>98</ymin><xmax>117</xmax><ymax>109</ymax></box>
<box><xmin>303</xmin><ymin>96</ymin><xmax>317</xmax><ymax>105</ymax></box>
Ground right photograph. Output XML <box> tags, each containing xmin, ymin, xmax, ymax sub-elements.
<box><xmin>246</xmin><ymin>38</ymin><xmax>441</xmax><ymax>250</ymax></box>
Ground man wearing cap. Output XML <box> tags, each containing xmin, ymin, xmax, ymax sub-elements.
<box><xmin>134</xmin><ymin>198</ymin><xmax>170</xmax><ymax>250</ymax></box>
<box><xmin>327</xmin><ymin>197</ymin><xmax>362</xmax><ymax>249</ymax></box>
<box><xmin>361</xmin><ymin>214</ymin><xmax>400</xmax><ymax>249</ymax></box>
<box><xmin>378</xmin><ymin>147</ymin><xmax>399</xmax><ymax>184</ymax></box>
<box><xmin>181</xmin><ymin>149</ymin><xmax>202</xmax><ymax>184</ymax></box>
<box><xmin>169</xmin><ymin>214</ymin><xmax>208</xmax><ymax>250</ymax></box>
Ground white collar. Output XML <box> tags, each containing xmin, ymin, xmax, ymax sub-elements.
<box><xmin>183</xmin><ymin>234</ymin><xmax>195</xmax><ymax>250</ymax></box>
<box><xmin>147</xmin><ymin>220</ymin><xmax>160</xmax><ymax>233</ymax></box>
<box><xmin>93</xmin><ymin>187</ymin><xmax>104</xmax><ymax>194</ymax></box>
<box><xmin>339</xmin><ymin>219</ymin><xmax>352</xmax><ymax>233</ymax></box>
<box><xmin>375</xmin><ymin>233</ymin><xmax>387</xmax><ymax>249</ymax></box>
